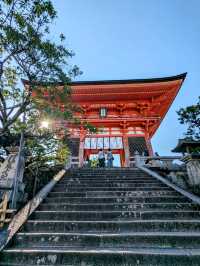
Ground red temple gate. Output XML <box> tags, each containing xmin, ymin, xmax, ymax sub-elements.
<box><xmin>66</xmin><ymin>73</ymin><xmax>186</xmax><ymax>167</ymax></box>
<box><xmin>24</xmin><ymin>73</ymin><xmax>186</xmax><ymax>167</ymax></box>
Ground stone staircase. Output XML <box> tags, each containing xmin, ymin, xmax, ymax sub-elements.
<box><xmin>1</xmin><ymin>168</ymin><xmax>200</xmax><ymax>265</ymax></box>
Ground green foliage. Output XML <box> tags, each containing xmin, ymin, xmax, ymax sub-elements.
<box><xmin>9</xmin><ymin>108</ymin><xmax>70</xmax><ymax>167</ymax></box>
<box><xmin>90</xmin><ymin>158</ymin><xmax>98</xmax><ymax>168</ymax></box>
<box><xmin>83</xmin><ymin>122</ymin><xmax>97</xmax><ymax>133</ymax></box>
<box><xmin>0</xmin><ymin>0</ymin><xmax>95</xmax><ymax>168</ymax></box>
<box><xmin>26</xmin><ymin>134</ymin><xmax>70</xmax><ymax>170</ymax></box>
<box><xmin>0</xmin><ymin>0</ymin><xmax>82</xmax><ymax>136</ymax></box>
<box><xmin>56</xmin><ymin>144</ymin><xmax>70</xmax><ymax>165</ymax></box>
<box><xmin>177</xmin><ymin>97</ymin><xmax>200</xmax><ymax>140</ymax></box>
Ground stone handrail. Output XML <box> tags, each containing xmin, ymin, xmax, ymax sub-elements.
<box><xmin>0</xmin><ymin>169</ymin><xmax>66</xmax><ymax>251</ymax></box>
<box><xmin>0</xmin><ymin>148</ymin><xmax>25</xmax><ymax>209</ymax></box>
<box><xmin>71</xmin><ymin>156</ymin><xmax>79</xmax><ymax>168</ymax></box>
<box><xmin>131</xmin><ymin>154</ymin><xmax>183</xmax><ymax>170</ymax></box>
<box><xmin>137</xmin><ymin>164</ymin><xmax>200</xmax><ymax>206</ymax></box>
<box><xmin>134</xmin><ymin>153</ymin><xmax>200</xmax><ymax>190</ymax></box>
<box><xmin>11</xmin><ymin>151</ymin><xmax>25</xmax><ymax>208</ymax></box>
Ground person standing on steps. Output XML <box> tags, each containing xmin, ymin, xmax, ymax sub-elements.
<box><xmin>107</xmin><ymin>149</ymin><xmax>114</xmax><ymax>167</ymax></box>
<box><xmin>98</xmin><ymin>149</ymin><xmax>105</xmax><ymax>168</ymax></box>
<box><xmin>83</xmin><ymin>155</ymin><xmax>91</xmax><ymax>168</ymax></box>
<box><xmin>143</xmin><ymin>149</ymin><xmax>149</xmax><ymax>164</ymax></box>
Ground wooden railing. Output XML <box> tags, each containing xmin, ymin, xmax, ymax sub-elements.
<box><xmin>0</xmin><ymin>192</ymin><xmax>15</xmax><ymax>228</ymax></box>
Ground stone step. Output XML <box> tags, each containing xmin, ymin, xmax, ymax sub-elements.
<box><xmin>57</xmin><ymin>181</ymin><xmax>165</xmax><ymax>187</ymax></box>
<box><xmin>59</xmin><ymin>181</ymin><xmax>163</xmax><ymax>187</ymax></box>
<box><xmin>52</xmin><ymin>186</ymin><xmax>171</xmax><ymax>192</ymax></box>
<box><xmin>64</xmin><ymin>173</ymin><xmax>153</xmax><ymax>178</ymax></box>
<box><xmin>76</xmin><ymin>169</ymin><xmax>141</xmax><ymax>171</ymax></box>
<box><xmin>69</xmin><ymin>172</ymin><xmax>148</xmax><ymax>176</ymax></box>
<box><xmin>69</xmin><ymin>171</ymin><xmax>149</xmax><ymax>174</ymax></box>
<box><xmin>47</xmin><ymin>190</ymin><xmax>178</xmax><ymax>198</ymax></box>
<box><xmin>60</xmin><ymin>179</ymin><xmax>159</xmax><ymax>184</ymax></box>
<box><xmin>13</xmin><ymin>232</ymin><xmax>200</xmax><ymax>249</ymax></box>
<box><xmin>37</xmin><ymin>202</ymin><xmax>199</xmax><ymax>212</ymax></box>
<box><xmin>2</xmin><ymin>168</ymin><xmax>199</xmax><ymax>266</ymax></box>
<box><xmin>44</xmin><ymin>195</ymin><xmax>190</xmax><ymax>204</ymax></box>
<box><xmin>68</xmin><ymin>172</ymin><xmax>150</xmax><ymax>175</ymax></box>
<box><xmin>1</xmin><ymin>247</ymin><xmax>200</xmax><ymax>265</ymax></box>
<box><xmin>30</xmin><ymin>210</ymin><xmax>200</xmax><ymax>221</ymax></box>
<box><xmin>21</xmin><ymin>219</ymin><xmax>200</xmax><ymax>233</ymax></box>
<box><xmin>68</xmin><ymin>176</ymin><xmax>152</xmax><ymax>179</ymax></box>
<box><xmin>72</xmin><ymin>170</ymin><xmax>141</xmax><ymax>172</ymax></box>
<box><xmin>69</xmin><ymin>170</ymin><xmax>143</xmax><ymax>175</ymax></box>
<box><xmin>63</xmin><ymin>174</ymin><xmax>155</xmax><ymax>178</ymax></box>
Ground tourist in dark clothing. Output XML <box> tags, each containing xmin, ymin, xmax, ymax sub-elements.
<box><xmin>84</xmin><ymin>155</ymin><xmax>91</xmax><ymax>167</ymax></box>
<box><xmin>98</xmin><ymin>149</ymin><xmax>105</xmax><ymax>167</ymax></box>
<box><xmin>143</xmin><ymin>149</ymin><xmax>149</xmax><ymax>157</ymax></box>
<box><xmin>143</xmin><ymin>149</ymin><xmax>149</xmax><ymax>164</ymax></box>
<box><xmin>107</xmin><ymin>149</ymin><xmax>114</xmax><ymax>167</ymax></box>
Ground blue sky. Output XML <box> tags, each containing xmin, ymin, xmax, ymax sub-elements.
<box><xmin>52</xmin><ymin>0</ymin><xmax>200</xmax><ymax>155</ymax></box>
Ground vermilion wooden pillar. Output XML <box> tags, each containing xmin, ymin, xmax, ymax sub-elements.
<box><xmin>123</xmin><ymin>131</ymin><xmax>130</xmax><ymax>167</ymax></box>
<box><xmin>146</xmin><ymin>139</ymin><xmax>153</xmax><ymax>156</ymax></box>
<box><xmin>79</xmin><ymin>128</ymin><xmax>85</xmax><ymax>167</ymax></box>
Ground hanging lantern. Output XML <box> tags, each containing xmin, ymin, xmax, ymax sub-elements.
<box><xmin>99</xmin><ymin>107</ymin><xmax>107</xmax><ymax>118</ymax></box>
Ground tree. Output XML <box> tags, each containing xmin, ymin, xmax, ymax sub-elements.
<box><xmin>0</xmin><ymin>0</ymin><xmax>81</xmax><ymax>139</ymax></box>
<box><xmin>26</xmin><ymin>133</ymin><xmax>70</xmax><ymax>168</ymax></box>
<box><xmin>177</xmin><ymin>96</ymin><xmax>200</xmax><ymax>140</ymax></box>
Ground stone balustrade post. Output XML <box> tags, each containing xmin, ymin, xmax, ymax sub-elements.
<box><xmin>181</xmin><ymin>155</ymin><xmax>200</xmax><ymax>186</ymax></box>
<box><xmin>134</xmin><ymin>151</ymin><xmax>143</xmax><ymax>167</ymax></box>
<box><xmin>65</xmin><ymin>154</ymin><xmax>72</xmax><ymax>170</ymax></box>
